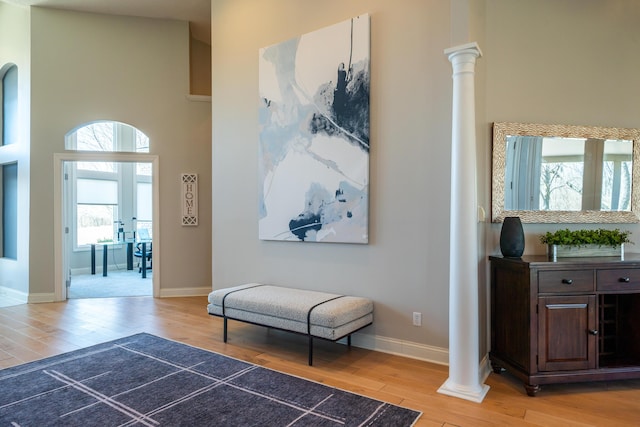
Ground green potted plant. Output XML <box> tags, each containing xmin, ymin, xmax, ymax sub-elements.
<box><xmin>540</xmin><ymin>228</ymin><xmax>631</xmax><ymax>259</ymax></box>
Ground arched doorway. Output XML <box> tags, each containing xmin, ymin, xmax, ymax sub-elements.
<box><xmin>54</xmin><ymin>121</ymin><xmax>160</xmax><ymax>300</ymax></box>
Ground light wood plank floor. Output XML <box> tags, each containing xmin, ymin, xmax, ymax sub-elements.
<box><xmin>1</xmin><ymin>296</ymin><xmax>639</xmax><ymax>426</ymax></box>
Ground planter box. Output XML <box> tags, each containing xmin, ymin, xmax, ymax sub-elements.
<box><xmin>548</xmin><ymin>243</ymin><xmax>624</xmax><ymax>260</ymax></box>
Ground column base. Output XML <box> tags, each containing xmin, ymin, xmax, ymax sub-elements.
<box><xmin>437</xmin><ymin>378</ymin><xmax>490</xmax><ymax>403</ymax></box>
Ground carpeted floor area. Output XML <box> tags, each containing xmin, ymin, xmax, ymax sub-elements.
<box><xmin>68</xmin><ymin>270</ymin><xmax>152</xmax><ymax>299</ymax></box>
<box><xmin>0</xmin><ymin>333</ymin><xmax>421</xmax><ymax>426</ymax></box>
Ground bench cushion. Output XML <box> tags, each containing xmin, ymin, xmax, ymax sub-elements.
<box><xmin>207</xmin><ymin>284</ymin><xmax>373</xmax><ymax>340</ymax></box>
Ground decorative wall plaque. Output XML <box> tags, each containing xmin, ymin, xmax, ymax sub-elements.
<box><xmin>182</xmin><ymin>173</ymin><xmax>198</xmax><ymax>226</ymax></box>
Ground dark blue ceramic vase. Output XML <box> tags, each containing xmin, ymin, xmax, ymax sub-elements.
<box><xmin>500</xmin><ymin>216</ymin><xmax>525</xmax><ymax>258</ymax></box>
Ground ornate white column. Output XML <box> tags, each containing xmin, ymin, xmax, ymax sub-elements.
<box><xmin>437</xmin><ymin>42</ymin><xmax>489</xmax><ymax>403</ymax></box>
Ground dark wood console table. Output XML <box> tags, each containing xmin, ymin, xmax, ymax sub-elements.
<box><xmin>489</xmin><ymin>255</ymin><xmax>640</xmax><ymax>396</ymax></box>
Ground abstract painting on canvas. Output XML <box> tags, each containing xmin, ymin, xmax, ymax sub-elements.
<box><xmin>258</xmin><ymin>14</ymin><xmax>370</xmax><ymax>244</ymax></box>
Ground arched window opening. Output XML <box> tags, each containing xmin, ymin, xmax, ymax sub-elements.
<box><xmin>1</xmin><ymin>64</ymin><xmax>18</xmax><ymax>147</ymax></box>
<box><xmin>65</xmin><ymin>121</ymin><xmax>150</xmax><ymax>153</ymax></box>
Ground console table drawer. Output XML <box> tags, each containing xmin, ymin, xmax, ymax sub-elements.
<box><xmin>597</xmin><ymin>269</ymin><xmax>640</xmax><ymax>291</ymax></box>
<box><xmin>538</xmin><ymin>270</ymin><xmax>594</xmax><ymax>293</ymax></box>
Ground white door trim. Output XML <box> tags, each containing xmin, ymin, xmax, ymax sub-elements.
<box><xmin>53</xmin><ymin>152</ymin><xmax>160</xmax><ymax>300</ymax></box>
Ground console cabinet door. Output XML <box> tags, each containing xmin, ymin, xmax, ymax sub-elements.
<box><xmin>538</xmin><ymin>295</ymin><xmax>597</xmax><ymax>372</ymax></box>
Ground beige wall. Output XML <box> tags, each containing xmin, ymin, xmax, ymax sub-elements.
<box><xmin>190</xmin><ymin>35</ymin><xmax>212</xmax><ymax>96</ymax></box>
<box><xmin>212</xmin><ymin>0</ymin><xmax>640</xmax><ymax>360</ymax></box>
<box><xmin>212</xmin><ymin>0</ymin><xmax>456</xmax><ymax>355</ymax></box>
<box><xmin>484</xmin><ymin>0</ymin><xmax>640</xmax><ymax>255</ymax></box>
<box><xmin>0</xmin><ymin>2</ymin><xmax>30</xmax><ymax>298</ymax></box>
<box><xmin>6</xmin><ymin>0</ymin><xmax>636</xmax><ymax>363</ymax></box>
<box><xmin>28</xmin><ymin>8</ymin><xmax>212</xmax><ymax>297</ymax></box>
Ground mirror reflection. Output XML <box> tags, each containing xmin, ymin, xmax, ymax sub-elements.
<box><xmin>505</xmin><ymin>136</ymin><xmax>632</xmax><ymax>212</ymax></box>
<box><xmin>492</xmin><ymin>122</ymin><xmax>640</xmax><ymax>223</ymax></box>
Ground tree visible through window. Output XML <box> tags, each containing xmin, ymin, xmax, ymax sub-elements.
<box><xmin>1</xmin><ymin>64</ymin><xmax>18</xmax><ymax>147</ymax></box>
<box><xmin>66</xmin><ymin>121</ymin><xmax>151</xmax><ymax>248</ymax></box>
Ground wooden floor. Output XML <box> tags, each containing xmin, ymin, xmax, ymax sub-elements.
<box><xmin>1</xmin><ymin>296</ymin><xmax>639</xmax><ymax>426</ymax></box>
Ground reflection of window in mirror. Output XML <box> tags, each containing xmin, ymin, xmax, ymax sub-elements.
<box><xmin>540</xmin><ymin>137</ymin><xmax>584</xmax><ymax>211</ymax></box>
<box><xmin>602</xmin><ymin>139</ymin><xmax>632</xmax><ymax>211</ymax></box>
<box><xmin>505</xmin><ymin>135</ymin><xmax>632</xmax><ymax>212</ymax></box>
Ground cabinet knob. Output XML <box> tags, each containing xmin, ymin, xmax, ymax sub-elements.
<box><xmin>561</xmin><ymin>279</ymin><xmax>573</xmax><ymax>285</ymax></box>
<box><xmin>619</xmin><ymin>277</ymin><xmax>631</xmax><ymax>283</ymax></box>
<box><xmin>589</xmin><ymin>329</ymin><xmax>599</xmax><ymax>335</ymax></box>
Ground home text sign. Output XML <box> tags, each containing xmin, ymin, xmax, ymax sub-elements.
<box><xmin>182</xmin><ymin>173</ymin><xmax>198</xmax><ymax>226</ymax></box>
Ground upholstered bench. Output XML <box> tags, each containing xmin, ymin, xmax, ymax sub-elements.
<box><xmin>207</xmin><ymin>283</ymin><xmax>374</xmax><ymax>365</ymax></box>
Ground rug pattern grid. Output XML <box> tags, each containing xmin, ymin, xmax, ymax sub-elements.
<box><xmin>0</xmin><ymin>333</ymin><xmax>421</xmax><ymax>426</ymax></box>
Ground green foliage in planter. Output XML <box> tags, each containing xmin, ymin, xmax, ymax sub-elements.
<box><xmin>539</xmin><ymin>228</ymin><xmax>632</xmax><ymax>248</ymax></box>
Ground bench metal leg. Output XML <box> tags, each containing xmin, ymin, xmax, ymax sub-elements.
<box><xmin>223</xmin><ymin>317</ymin><xmax>228</xmax><ymax>342</ymax></box>
<box><xmin>308</xmin><ymin>336</ymin><xmax>313</xmax><ymax>366</ymax></box>
<box><xmin>348</xmin><ymin>335</ymin><xmax>351</xmax><ymax>347</ymax></box>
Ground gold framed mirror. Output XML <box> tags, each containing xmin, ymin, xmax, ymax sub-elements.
<box><xmin>492</xmin><ymin>122</ymin><xmax>640</xmax><ymax>223</ymax></box>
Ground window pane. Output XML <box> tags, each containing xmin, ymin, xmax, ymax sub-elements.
<box><xmin>77</xmin><ymin>204</ymin><xmax>117</xmax><ymax>245</ymax></box>
<box><xmin>539</xmin><ymin>161</ymin><xmax>583</xmax><ymax>210</ymax></box>
<box><xmin>137</xmin><ymin>182</ymin><xmax>152</xmax><ymax>221</ymax></box>
<box><xmin>2</xmin><ymin>65</ymin><xmax>18</xmax><ymax>146</ymax></box>
<box><xmin>601</xmin><ymin>139</ymin><xmax>633</xmax><ymax>211</ymax></box>
<box><xmin>77</xmin><ymin>161</ymin><xmax>117</xmax><ymax>173</ymax></box>
<box><xmin>539</xmin><ymin>138</ymin><xmax>584</xmax><ymax>211</ymax></box>
<box><xmin>136</xmin><ymin>161</ymin><xmax>152</xmax><ymax>176</ymax></box>
<box><xmin>76</xmin><ymin>122</ymin><xmax>114</xmax><ymax>151</ymax></box>
<box><xmin>136</xmin><ymin>130</ymin><xmax>150</xmax><ymax>153</ymax></box>
<box><xmin>2</xmin><ymin>163</ymin><xmax>18</xmax><ymax>259</ymax></box>
<box><xmin>601</xmin><ymin>160</ymin><xmax>632</xmax><ymax>211</ymax></box>
<box><xmin>77</xmin><ymin>179</ymin><xmax>118</xmax><ymax>204</ymax></box>
<box><xmin>65</xmin><ymin>121</ymin><xmax>149</xmax><ymax>153</ymax></box>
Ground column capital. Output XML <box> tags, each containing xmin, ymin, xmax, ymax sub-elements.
<box><xmin>444</xmin><ymin>42</ymin><xmax>482</xmax><ymax>62</ymax></box>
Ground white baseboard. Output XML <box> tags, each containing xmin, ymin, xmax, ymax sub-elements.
<box><xmin>350</xmin><ymin>332</ymin><xmax>449</xmax><ymax>366</ymax></box>
<box><xmin>480</xmin><ymin>353</ymin><xmax>493</xmax><ymax>382</ymax></box>
<box><xmin>0</xmin><ymin>286</ymin><xmax>57</xmax><ymax>304</ymax></box>
<box><xmin>0</xmin><ymin>286</ymin><xmax>29</xmax><ymax>305</ymax></box>
<box><xmin>350</xmin><ymin>333</ymin><xmax>491</xmax><ymax>382</ymax></box>
<box><xmin>27</xmin><ymin>292</ymin><xmax>57</xmax><ymax>303</ymax></box>
<box><xmin>159</xmin><ymin>287</ymin><xmax>211</xmax><ymax>298</ymax></box>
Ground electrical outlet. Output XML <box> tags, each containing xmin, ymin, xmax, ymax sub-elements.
<box><xmin>412</xmin><ymin>312</ymin><xmax>422</xmax><ymax>326</ymax></box>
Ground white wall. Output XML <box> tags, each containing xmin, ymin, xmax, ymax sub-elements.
<box><xmin>212</xmin><ymin>0</ymin><xmax>455</xmax><ymax>355</ymax></box>
<box><xmin>0</xmin><ymin>2</ymin><xmax>30</xmax><ymax>301</ymax></box>
<box><xmin>28</xmin><ymin>8</ymin><xmax>212</xmax><ymax>298</ymax></box>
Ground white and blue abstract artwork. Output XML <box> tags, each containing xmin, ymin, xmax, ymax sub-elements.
<box><xmin>258</xmin><ymin>14</ymin><xmax>370</xmax><ymax>243</ymax></box>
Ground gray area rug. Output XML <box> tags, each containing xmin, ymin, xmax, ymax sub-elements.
<box><xmin>0</xmin><ymin>333</ymin><xmax>421</xmax><ymax>426</ymax></box>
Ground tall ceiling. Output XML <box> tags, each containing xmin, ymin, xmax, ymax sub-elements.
<box><xmin>0</xmin><ymin>0</ymin><xmax>211</xmax><ymax>43</ymax></box>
